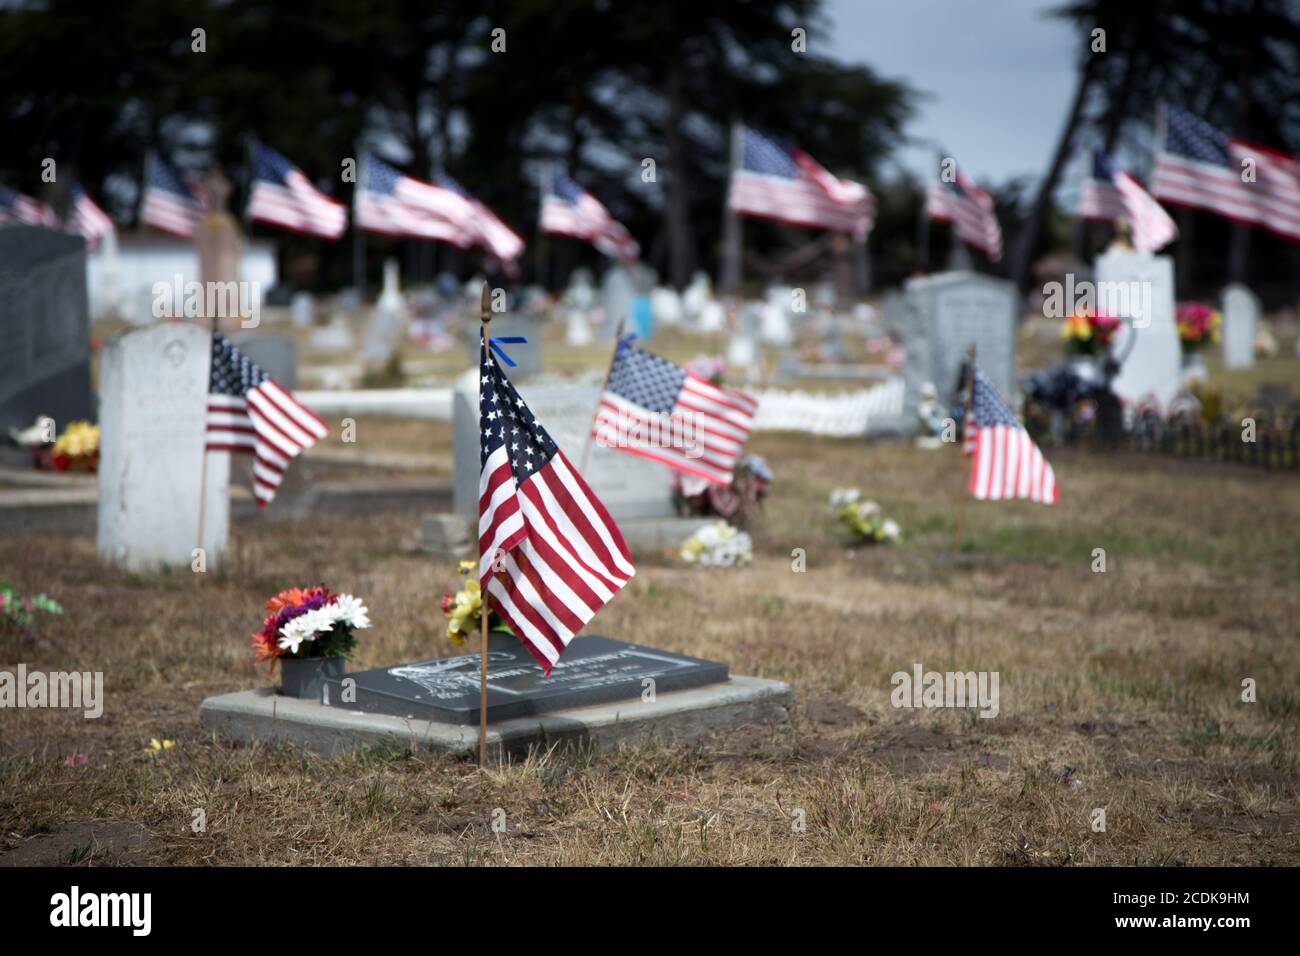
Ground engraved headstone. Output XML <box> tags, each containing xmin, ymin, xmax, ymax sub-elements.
<box><xmin>0</xmin><ymin>226</ymin><xmax>94</xmax><ymax>436</ymax></box>
<box><xmin>902</xmin><ymin>271</ymin><xmax>1017</xmax><ymax>425</ymax></box>
<box><xmin>1095</xmin><ymin>250</ymin><xmax>1180</xmax><ymax>410</ymax></box>
<box><xmin>1221</xmin><ymin>283</ymin><xmax>1259</xmax><ymax>370</ymax></box>
<box><xmin>601</xmin><ymin>264</ymin><xmax>635</xmax><ymax>336</ymax></box>
<box><xmin>326</xmin><ymin>635</ymin><xmax>728</xmax><ymax>724</ymax></box>
<box><xmin>97</xmin><ymin>323</ymin><xmax>228</xmax><ymax>570</ymax></box>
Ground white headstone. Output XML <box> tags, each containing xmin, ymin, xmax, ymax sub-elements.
<box><xmin>902</xmin><ymin>271</ymin><xmax>1017</xmax><ymax>424</ymax></box>
<box><xmin>1095</xmin><ymin>250</ymin><xmax>1180</xmax><ymax>410</ymax></box>
<box><xmin>290</xmin><ymin>291</ymin><xmax>314</xmax><ymax>329</ymax></box>
<box><xmin>760</xmin><ymin>287</ymin><xmax>794</xmax><ymax>346</ymax></box>
<box><xmin>565</xmin><ymin>308</ymin><xmax>593</xmax><ymax>347</ymax></box>
<box><xmin>1221</xmin><ymin>283</ymin><xmax>1259</xmax><ymax>370</ymax></box>
<box><xmin>452</xmin><ymin>371</ymin><xmax>675</xmax><ymax>522</ymax></box>
<box><xmin>651</xmin><ymin>287</ymin><xmax>684</xmax><ymax>327</ymax></box>
<box><xmin>97</xmin><ymin>323</ymin><xmax>228</xmax><ymax>570</ymax></box>
<box><xmin>601</xmin><ymin>265</ymin><xmax>635</xmax><ymax>335</ymax></box>
<box><xmin>682</xmin><ymin>271</ymin><xmax>712</xmax><ymax>322</ymax></box>
<box><xmin>697</xmin><ymin>299</ymin><xmax>726</xmax><ymax>333</ymax></box>
<box><xmin>363</xmin><ymin>259</ymin><xmax>408</xmax><ymax>364</ymax></box>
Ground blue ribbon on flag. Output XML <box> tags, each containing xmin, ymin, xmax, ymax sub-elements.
<box><xmin>489</xmin><ymin>336</ymin><xmax>527</xmax><ymax>368</ymax></box>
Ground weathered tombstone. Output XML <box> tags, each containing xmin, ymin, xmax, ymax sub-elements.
<box><xmin>697</xmin><ymin>299</ymin><xmax>726</xmax><ymax>333</ymax></box>
<box><xmin>601</xmin><ymin>264</ymin><xmax>635</xmax><ymax>336</ymax></box>
<box><xmin>1221</xmin><ymin>283</ymin><xmax>1259</xmax><ymax>370</ymax></box>
<box><xmin>290</xmin><ymin>291</ymin><xmax>314</xmax><ymax>329</ymax></box>
<box><xmin>0</xmin><ymin>226</ymin><xmax>94</xmax><ymax>437</ymax></box>
<box><xmin>232</xmin><ymin>334</ymin><xmax>298</xmax><ymax>390</ymax></box>
<box><xmin>651</xmin><ymin>286</ymin><xmax>684</xmax><ymax>327</ymax></box>
<box><xmin>1095</xmin><ymin>249</ymin><xmax>1180</xmax><ymax>410</ymax></box>
<box><xmin>97</xmin><ymin>323</ymin><xmax>229</xmax><ymax>570</ymax></box>
<box><xmin>760</xmin><ymin>286</ymin><xmax>794</xmax><ymax>346</ymax></box>
<box><xmin>726</xmin><ymin>305</ymin><xmax>760</xmax><ymax>378</ymax></box>
<box><xmin>195</xmin><ymin>168</ymin><xmax>246</xmax><ymax>332</ymax></box>
<box><xmin>362</xmin><ymin>258</ymin><xmax>408</xmax><ymax>366</ymax></box>
<box><xmin>451</xmin><ymin>370</ymin><xmax>701</xmax><ymax>546</ymax></box>
<box><xmin>564</xmin><ymin>307</ymin><xmax>593</xmax><ymax>347</ymax></box>
<box><xmin>309</xmin><ymin>315</ymin><xmax>356</xmax><ymax>352</ymax></box>
<box><xmin>682</xmin><ymin>271</ymin><xmax>712</xmax><ymax>324</ymax></box>
<box><xmin>902</xmin><ymin>271</ymin><xmax>1017</xmax><ymax>425</ymax></box>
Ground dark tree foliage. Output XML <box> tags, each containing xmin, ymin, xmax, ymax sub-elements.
<box><xmin>0</xmin><ymin>0</ymin><xmax>913</xmax><ymax>290</ymax></box>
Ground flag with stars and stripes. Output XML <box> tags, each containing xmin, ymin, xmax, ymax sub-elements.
<box><xmin>727</xmin><ymin>125</ymin><xmax>875</xmax><ymax>240</ymax></box>
<box><xmin>965</xmin><ymin>367</ymin><xmax>1057</xmax><ymax>505</ymax></box>
<box><xmin>0</xmin><ymin>185</ymin><xmax>60</xmax><ymax>228</ymax></box>
<box><xmin>540</xmin><ymin>172</ymin><xmax>640</xmax><ymax>260</ymax></box>
<box><xmin>355</xmin><ymin>155</ymin><xmax>476</xmax><ymax>245</ymax></box>
<box><xmin>205</xmin><ymin>333</ymin><xmax>328</xmax><ymax>508</ymax></box>
<box><xmin>1153</xmin><ymin>103</ymin><xmax>1300</xmax><ymax>244</ymax></box>
<box><xmin>247</xmin><ymin>141</ymin><xmax>347</xmax><ymax>239</ymax></box>
<box><xmin>140</xmin><ymin>153</ymin><xmax>204</xmax><ymax>238</ymax></box>
<box><xmin>1081</xmin><ymin>149</ymin><xmax>1177</xmax><ymax>253</ymax></box>
<box><xmin>477</xmin><ymin>330</ymin><xmax>635</xmax><ymax>673</ymax></box>
<box><xmin>926</xmin><ymin>159</ymin><xmax>1003</xmax><ymax>261</ymax></box>
<box><xmin>68</xmin><ymin>183</ymin><xmax>115</xmax><ymax>251</ymax></box>
<box><xmin>594</xmin><ymin>339</ymin><xmax>757</xmax><ymax>486</ymax></box>
<box><xmin>437</xmin><ymin>172</ymin><xmax>525</xmax><ymax>263</ymax></box>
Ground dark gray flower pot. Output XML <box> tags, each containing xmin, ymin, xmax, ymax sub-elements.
<box><xmin>279</xmin><ymin>656</ymin><xmax>345</xmax><ymax>700</ymax></box>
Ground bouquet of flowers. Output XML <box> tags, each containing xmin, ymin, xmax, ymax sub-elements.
<box><xmin>1175</xmin><ymin>302</ymin><xmax>1222</xmax><ymax>352</ymax></box>
<box><xmin>830</xmin><ymin>488</ymin><xmax>901</xmax><ymax>545</ymax></box>
<box><xmin>441</xmin><ymin>560</ymin><xmax>510</xmax><ymax>646</ymax></box>
<box><xmin>1</xmin><ymin>581</ymin><xmax>63</xmax><ymax>635</ymax></box>
<box><xmin>1061</xmin><ymin>309</ymin><xmax>1122</xmax><ymax>356</ymax></box>
<box><xmin>251</xmin><ymin>585</ymin><xmax>370</xmax><ymax>665</ymax></box>
<box><xmin>680</xmin><ymin>521</ymin><xmax>753</xmax><ymax>567</ymax></box>
<box><xmin>671</xmin><ymin>454</ymin><xmax>772</xmax><ymax>527</ymax></box>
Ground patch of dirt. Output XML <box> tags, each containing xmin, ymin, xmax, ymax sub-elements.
<box><xmin>802</xmin><ymin>696</ymin><xmax>864</xmax><ymax>728</ymax></box>
<box><xmin>868</xmin><ymin>724</ymin><xmax>1012</xmax><ymax>775</ymax></box>
<box><xmin>0</xmin><ymin>821</ymin><xmax>154</xmax><ymax>866</ymax></box>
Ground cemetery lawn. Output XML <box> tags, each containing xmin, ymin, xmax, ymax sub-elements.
<box><xmin>2</xmin><ymin>432</ymin><xmax>1298</xmax><ymax>866</ymax></box>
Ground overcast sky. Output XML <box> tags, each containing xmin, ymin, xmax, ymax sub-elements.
<box><xmin>823</xmin><ymin>0</ymin><xmax>1080</xmax><ymax>190</ymax></box>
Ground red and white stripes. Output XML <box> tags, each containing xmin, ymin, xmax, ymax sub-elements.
<box><xmin>968</xmin><ymin>424</ymin><xmax>1057</xmax><ymax>505</ymax></box>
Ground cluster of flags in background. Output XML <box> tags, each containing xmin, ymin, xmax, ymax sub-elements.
<box><xmin>541</xmin><ymin>172</ymin><xmax>640</xmax><ymax>261</ymax></box>
<box><xmin>1080</xmin><ymin>149</ymin><xmax>1179</xmax><ymax>253</ymax></box>
<box><xmin>728</xmin><ymin>125</ymin><xmax>875</xmax><ymax>241</ymax></box>
<box><xmin>926</xmin><ymin>161</ymin><xmax>1004</xmax><ymax>261</ymax></box>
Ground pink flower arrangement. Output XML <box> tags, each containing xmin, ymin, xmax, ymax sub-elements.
<box><xmin>1175</xmin><ymin>302</ymin><xmax>1222</xmax><ymax>352</ymax></box>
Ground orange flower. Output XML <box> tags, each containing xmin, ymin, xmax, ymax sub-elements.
<box><xmin>266</xmin><ymin>588</ymin><xmax>307</xmax><ymax>614</ymax></box>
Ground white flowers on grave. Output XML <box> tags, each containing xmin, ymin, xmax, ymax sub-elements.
<box><xmin>275</xmin><ymin>594</ymin><xmax>371</xmax><ymax>654</ymax></box>
<box><xmin>680</xmin><ymin>521</ymin><xmax>753</xmax><ymax>568</ymax></box>
<box><xmin>830</xmin><ymin>489</ymin><xmax>902</xmax><ymax>545</ymax></box>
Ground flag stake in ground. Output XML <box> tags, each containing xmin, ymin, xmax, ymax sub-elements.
<box><xmin>478</xmin><ymin>280</ymin><xmax>492</xmax><ymax>768</ymax></box>
<box><xmin>953</xmin><ymin>344</ymin><xmax>976</xmax><ymax>551</ymax></box>
<box><xmin>578</xmin><ymin>318</ymin><xmax>625</xmax><ymax>475</ymax></box>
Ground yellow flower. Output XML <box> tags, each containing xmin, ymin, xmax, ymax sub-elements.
<box><xmin>53</xmin><ymin>421</ymin><xmax>100</xmax><ymax>459</ymax></box>
<box><xmin>146</xmin><ymin>738</ymin><xmax>175</xmax><ymax>756</ymax></box>
<box><xmin>457</xmin><ymin>559</ymin><xmax>475</xmax><ymax>577</ymax></box>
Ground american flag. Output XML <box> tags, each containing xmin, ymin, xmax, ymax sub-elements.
<box><xmin>67</xmin><ymin>183</ymin><xmax>115</xmax><ymax>251</ymax></box>
<box><xmin>594</xmin><ymin>339</ymin><xmax>758</xmax><ymax>486</ymax></box>
<box><xmin>205</xmin><ymin>333</ymin><xmax>328</xmax><ymax>508</ymax></box>
<box><xmin>477</xmin><ymin>329</ymin><xmax>635</xmax><ymax>673</ymax></box>
<box><xmin>965</xmin><ymin>367</ymin><xmax>1057</xmax><ymax>505</ymax></box>
<box><xmin>728</xmin><ymin>125</ymin><xmax>874</xmax><ymax>240</ymax></box>
<box><xmin>247</xmin><ymin>141</ymin><xmax>347</xmax><ymax>240</ymax></box>
<box><xmin>1081</xmin><ymin>150</ymin><xmax>1177</xmax><ymax>253</ymax></box>
<box><xmin>926</xmin><ymin>161</ymin><xmax>1003</xmax><ymax>261</ymax></box>
<box><xmin>0</xmin><ymin>185</ymin><xmax>60</xmax><ymax>228</ymax></box>
<box><xmin>438</xmin><ymin>172</ymin><xmax>525</xmax><ymax>262</ymax></box>
<box><xmin>540</xmin><ymin>172</ymin><xmax>640</xmax><ymax>260</ymax></box>
<box><xmin>1153</xmin><ymin>104</ymin><xmax>1300</xmax><ymax>244</ymax></box>
<box><xmin>1078</xmin><ymin>151</ymin><xmax>1128</xmax><ymax>222</ymax></box>
<box><xmin>355</xmin><ymin>155</ymin><xmax>475</xmax><ymax>244</ymax></box>
<box><xmin>140</xmin><ymin>154</ymin><xmax>204</xmax><ymax>238</ymax></box>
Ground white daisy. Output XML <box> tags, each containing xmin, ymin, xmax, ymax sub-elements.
<box><xmin>331</xmin><ymin>594</ymin><xmax>371</xmax><ymax>629</ymax></box>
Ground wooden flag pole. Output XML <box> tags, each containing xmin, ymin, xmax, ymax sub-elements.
<box><xmin>578</xmin><ymin>318</ymin><xmax>625</xmax><ymax>475</ymax></box>
<box><xmin>478</xmin><ymin>280</ymin><xmax>492</xmax><ymax>768</ymax></box>
<box><xmin>953</xmin><ymin>344</ymin><xmax>976</xmax><ymax>551</ymax></box>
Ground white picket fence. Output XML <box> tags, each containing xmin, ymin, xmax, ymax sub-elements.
<box><xmin>751</xmin><ymin>378</ymin><xmax>905</xmax><ymax>437</ymax></box>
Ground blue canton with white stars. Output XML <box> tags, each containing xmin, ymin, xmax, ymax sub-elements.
<box><xmin>740</xmin><ymin>127</ymin><xmax>799</xmax><ymax>179</ymax></box>
<box><xmin>970</xmin><ymin>368</ymin><xmax>1018</xmax><ymax>428</ymax></box>
<box><xmin>363</xmin><ymin>156</ymin><xmax>405</xmax><ymax>197</ymax></box>
<box><xmin>479</xmin><ymin>333</ymin><xmax>558</xmax><ymax>481</ymax></box>
<box><xmin>605</xmin><ymin>340</ymin><xmax>686</xmax><ymax>416</ymax></box>
<box><xmin>209</xmin><ymin>332</ymin><xmax>268</xmax><ymax>396</ymax></box>
<box><xmin>1164</xmin><ymin>105</ymin><xmax>1230</xmax><ymax>166</ymax></box>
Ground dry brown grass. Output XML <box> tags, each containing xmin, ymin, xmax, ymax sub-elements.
<box><xmin>2</xmin><ymin>429</ymin><xmax>1298</xmax><ymax>866</ymax></box>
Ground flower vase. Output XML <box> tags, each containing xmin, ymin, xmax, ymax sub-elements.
<box><xmin>279</xmin><ymin>656</ymin><xmax>345</xmax><ymax>700</ymax></box>
<box><xmin>1181</xmin><ymin>351</ymin><xmax>1207</xmax><ymax>383</ymax></box>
